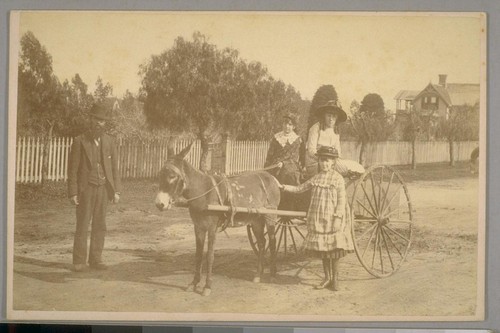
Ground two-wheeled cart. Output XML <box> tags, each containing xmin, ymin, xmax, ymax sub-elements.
<box><xmin>239</xmin><ymin>165</ymin><xmax>413</xmax><ymax>278</ymax></box>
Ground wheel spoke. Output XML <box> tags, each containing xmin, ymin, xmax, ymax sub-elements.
<box><xmin>381</xmin><ymin>184</ymin><xmax>402</xmax><ymax>217</ymax></box>
<box><xmin>377</xmin><ymin>167</ymin><xmax>384</xmax><ymax>214</ymax></box>
<box><xmin>361</xmin><ymin>224</ymin><xmax>378</xmax><ymax>258</ymax></box>
<box><xmin>355</xmin><ymin>218</ymin><xmax>378</xmax><ymax>223</ymax></box>
<box><xmin>357</xmin><ymin>223</ymin><xmax>377</xmax><ymax>240</ymax></box>
<box><xmin>276</xmin><ymin>224</ymin><xmax>285</xmax><ymax>252</ymax></box>
<box><xmin>380</xmin><ymin>172</ymin><xmax>394</xmax><ymax>215</ymax></box>
<box><xmin>380</xmin><ymin>227</ymin><xmax>395</xmax><ymax>270</ymax></box>
<box><xmin>382</xmin><ymin>226</ymin><xmax>403</xmax><ymax>257</ymax></box>
<box><xmin>388</xmin><ymin>219</ymin><xmax>412</xmax><ymax>224</ymax></box>
<box><xmin>293</xmin><ymin>225</ymin><xmax>305</xmax><ymax>239</ymax></box>
<box><xmin>362</xmin><ymin>183</ymin><xmax>377</xmax><ymax>218</ymax></box>
<box><xmin>369</xmin><ymin>172</ymin><xmax>379</xmax><ymax>214</ymax></box>
<box><xmin>385</xmin><ymin>224</ymin><xmax>410</xmax><ymax>243</ymax></box>
<box><xmin>288</xmin><ymin>224</ymin><xmax>298</xmax><ymax>254</ymax></box>
<box><xmin>378</xmin><ymin>228</ymin><xmax>384</xmax><ymax>274</ymax></box>
<box><xmin>371</xmin><ymin>226</ymin><xmax>379</xmax><ymax>268</ymax></box>
<box><xmin>274</xmin><ymin>223</ymin><xmax>282</xmax><ymax>236</ymax></box>
<box><xmin>383</xmin><ymin>206</ymin><xmax>403</xmax><ymax>219</ymax></box>
<box><xmin>355</xmin><ymin>199</ymin><xmax>378</xmax><ymax>219</ymax></box>
<box><xmin>284</xmin><ymin>223</ymin><xmax>288</xmax><ymax>256</ymax></box>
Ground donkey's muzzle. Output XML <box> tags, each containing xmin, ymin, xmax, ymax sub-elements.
<box><xmin>155</xmin><ymin>192</ymin><xmax>172</xmax><ymax>212</ymax></box>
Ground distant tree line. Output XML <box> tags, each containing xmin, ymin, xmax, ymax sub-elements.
<box><xmin>18</xmin><ymin>30</ymin><xmax>479</xmax><ymax>178</ymax></box>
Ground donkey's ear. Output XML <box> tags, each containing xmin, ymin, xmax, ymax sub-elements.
<box><xmin>178</xmin><ymin>142</ymin><xmax>193</xmax><ymax>160</ymax></box>
<box><xmin>167</xmin><ymin>139</ymin><xmax>175</xmax><ymax>158</ymax></box>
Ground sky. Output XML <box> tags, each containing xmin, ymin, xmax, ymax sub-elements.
<box><xmin>16</xmin><ymin>11</ymin><xmax>484</xmax><ymax>112</ymax></box>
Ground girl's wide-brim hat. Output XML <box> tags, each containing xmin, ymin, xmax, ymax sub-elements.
<box><xmin>316</xmin><ymin>100</ymin><xmax>347</xmax><ymax>123</ymax></box>
<box><xmin>315</xmin><ymin>146</ymin><xmax>339</xmax><ymax>158</ymax></box>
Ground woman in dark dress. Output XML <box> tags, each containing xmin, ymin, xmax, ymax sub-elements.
<box><xmin>265</xmin><ymin>113</ymin><xmax>304</xmax><ymax>211</ymax></box>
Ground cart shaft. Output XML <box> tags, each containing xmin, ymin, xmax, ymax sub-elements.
<box><xmin>207</xmin><ymin>204</ymin><xmax>307</xmax><ymax>217</ymax></box>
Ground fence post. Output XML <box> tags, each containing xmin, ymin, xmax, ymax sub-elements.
<box><xmin>225</xmin><ymin>137</ymin><xmax>231</xmax><ymax>175</ymax></box>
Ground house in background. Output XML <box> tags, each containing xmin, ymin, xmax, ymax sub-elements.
<box><xmin>103</xmin><ymin>96</ymin><xmax>121</xmax><ymax>113</ymax></box>
<box><xmin>394</xmin><ymin>74</ymin><xmax>480</xmax><ymax>121</ymax></box>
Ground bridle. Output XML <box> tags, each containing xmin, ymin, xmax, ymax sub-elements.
<box><xmin>162</xmin><ymin>160</ymin><xmax>187</xmax><ymax>201</ymax></box>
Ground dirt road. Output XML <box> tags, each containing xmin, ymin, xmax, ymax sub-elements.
<box><xmin>11</xmin><ymin>174</ymin><xmax>481</xmax><ymax>320</ymax></box>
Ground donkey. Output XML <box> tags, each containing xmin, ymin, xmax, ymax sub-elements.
<box><xmin>155</xmin><ymin>143</ymin><xmax>280</xmax><ymax>296</ymax></box>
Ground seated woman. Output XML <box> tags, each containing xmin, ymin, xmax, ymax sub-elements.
<box><xmin>265</xmin><ymin>113</ymin><xmax>304</xmax><ymax>211</ymax></box>
<box><xmin>305</xmin><ymin>100</ymin><xmax>364</xmax><ymax>179</ymax></box>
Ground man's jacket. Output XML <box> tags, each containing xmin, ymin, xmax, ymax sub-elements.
<box><xmin>67</xmin><ymin>133</ymin><xmax>122</xmax><ymax>199</ymax></box>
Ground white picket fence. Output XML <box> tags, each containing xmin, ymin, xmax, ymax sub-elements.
<box><xmin>15</xmin><ymin>136</ymin><xmax>478</xmax><ymax>183</ymax></box>
<box><xmin>15</xmin><ymin>137</ymin><xmax>202</xmax><ymax>183</ymax></box>
<box><xmin>223</xmin><ymin>140</ymin><xmax>479</xmax><ymax>175</ymax></box>
<box><xmin>225</xmin><ymin>140</ymin><xmax>270</xmax><ymax>175</ymax></box>
<box><xmin>16</xmin><ymin>137</ymin><xmax>73</xmax><ymax>183</ymax></box>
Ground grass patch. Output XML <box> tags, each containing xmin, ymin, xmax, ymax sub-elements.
<box><xmin>393</xmin><ymin>161</ymin><xmax>475</xmax><ymax>183</ymax></box>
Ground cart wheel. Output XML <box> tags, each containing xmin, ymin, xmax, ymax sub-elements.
<box><xmin>350</xmin><ymin>165</ymin><xmax>413</xmax><ymax>278</ymax></box>
<box><xmin>247</xmin><ymin>217</ymin><xmax>306</xmax><ymax>257</ymax></box>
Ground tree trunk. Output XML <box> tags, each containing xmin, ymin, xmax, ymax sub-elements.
<box><xmin>41</xmin><ymin>123</ymin><xmax>55</xmax><ymax>185</ymax></box>
<box><xmin>411</xmin><ymin>139</ymin><xmax>417</xmax><ymax>170</ymax></box>
<box><xmin>199</xmin><ymin>135</ymin><xmax>213</xmax><ymax>172</ymax></box>
<box><xmin>449</xmin><ymin>140</ymin><xmax>455</xmax><ymax>166</ymax></box>
<box><xmin>359</xmin><ymin>141</ymin><xmax>366</xmax><ymax>166</ymax></box>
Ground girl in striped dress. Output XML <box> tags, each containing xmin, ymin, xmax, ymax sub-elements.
<box><xmin>279</xmin><ymin>146</ymin><xmax>354</xmax><ymax>291</ymax></box>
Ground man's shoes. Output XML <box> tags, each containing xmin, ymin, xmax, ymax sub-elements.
<box><xmin>89</xmin><ymin>263</ymin><xmax>108</xmax><ymax>270</ymax></box>
<box><xmin>72</xmin><ymin>264</ymin><xmax>88</xmax><ymax>272</ymax></box>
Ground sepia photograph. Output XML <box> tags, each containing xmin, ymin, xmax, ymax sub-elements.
<box><xmin>6</xmin><ymin>11</ymin><xmax>486</xmax><ymax>321</ymax></box>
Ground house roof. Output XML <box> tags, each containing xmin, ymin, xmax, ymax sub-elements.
<box><xmin>446</xmin><ymin>83</ymin><xmax>480</xmax><ymax>106</ymax></box>
<box><xmin>398</xmin><ymin>80</ymin><xmax>479</xmax><ymax>108</ymax></box>
<box><xmin>103</xmin><ymin>97</ymin><xmax>121</xmax><ymax>111</ymax></box>
<box><xmin>394</xmin><ymin>90</ymin><xmax>420</xmax><ymax>101</ymax></box>
<box><xmin>413</xmin><ymin>83</ymin><xmax>452</xmax><ymax>107</ymax></box>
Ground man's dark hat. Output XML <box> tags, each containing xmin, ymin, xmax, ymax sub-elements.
<box><xmin>316</xmin><ymin>100</ymin><xmax>347</xmax><ymax>123</ymax></box>
<box><xmin>315</xmin><ymin>146</ymin><xmax>339</xmax><ymax>158</ymax></box>
<box><xmin>89</xmin><ymin>103</ymin><xmax>112</xmax><ymax>121</ymax></box>
<box><xmin>283</xmin><ymin>113</ymin><xmax>298</xmax><ymax>125</ymax></box>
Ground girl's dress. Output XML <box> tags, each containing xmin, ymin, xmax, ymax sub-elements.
<box><xmin>305</xmin><ymin>122</ymin><xmax>365</xmax><ymax>178</ymax></box>
<box><xmin>283</xmin><ymin>169</ymin><xmax>354</xmax><ymax>258</ymax></box>
<box><xmin>305</xmin><ymin>122</ymin><xmax>342</xmax><ymax>178</ymax></box>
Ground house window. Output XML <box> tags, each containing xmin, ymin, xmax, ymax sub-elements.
<box><xmin>422</xmin><ymin>95</ymin><xmax>439</xmax><ymax>110</ymax></box>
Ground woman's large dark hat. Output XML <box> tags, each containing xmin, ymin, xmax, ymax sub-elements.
<box><xmin>89</xmin><ymin>103</ymin><xmax>112</xmax><ymax>121</ymax></box>
<box><xmin>316</xmin><ymin>100</ymin><xmax>347</xmax><ymax>123</ymax></box>
<box><xmin>315</xmin><ymin>146</ymin><xmax>339</xmax><ymax>159</ymax></box>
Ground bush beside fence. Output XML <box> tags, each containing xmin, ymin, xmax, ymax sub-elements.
<box><xmin>15</xmin><ymin>137</ymin><xmax>478</xmax><ymax>183</ymax></box>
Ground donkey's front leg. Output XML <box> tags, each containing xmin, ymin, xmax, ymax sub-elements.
<box><xmin>252</xmin><ymin>221</ymin><xmax>266</xmax><ymax>283</ymax></box>
<box><xmin>202</xmin><ymin>222</ymin><xmax>217</xmax><ymax>296</ymax></box>
<box><xmin>186</xmin><ymin>224</ymin><xmax>206</xmax><ymax>293</ymax></box>
<box><xmin>266</xmin><ymin>215</ymin><xmax>278</xmax><ymax>283</ymax></box>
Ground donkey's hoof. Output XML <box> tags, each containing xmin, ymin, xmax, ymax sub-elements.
<box><xmin>185</xmin><ymin>284</ymin><xmax>196</xmax><ymax>292</ymax></box>
<box><xmin>253</xmin><ymin>277</ymin><xmax>261</xmax><ymax>283</ymax></box>
<box><xmin>202</xmin><ymin>288</ymin><xmax>212</xmax><ymax>296</ymax></box>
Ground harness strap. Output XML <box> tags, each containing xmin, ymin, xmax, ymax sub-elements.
<box><xmin>164</xmin><ymin>162</ymin><xmax>186</xmax><ymax>181</ymax></box>
<box><xmin>256</xmin><ymin>173</ymin><xmax>271</xmax><ymax>206</ymax></box>
<box><xmin>209</xmin><ymin>175</ymin><xmax>224</xmax><ymax>205</ymax></box>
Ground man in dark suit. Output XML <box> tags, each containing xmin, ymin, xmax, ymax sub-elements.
<box><xmin>67</xmin><ymin>103</ymin><xmax>122</xmax><ymax>272</ymax></box>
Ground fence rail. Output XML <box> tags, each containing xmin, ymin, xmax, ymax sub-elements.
<box><xmin>15</xmin><ymin>137</ymin><xmax>478</xmax><ymax>183</ymax></box>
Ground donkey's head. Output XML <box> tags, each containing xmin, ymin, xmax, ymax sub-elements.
<box><xmin>155</xmin><ymin>142</ymin><xmax>193</xmax><ymax>211</ymax></box>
